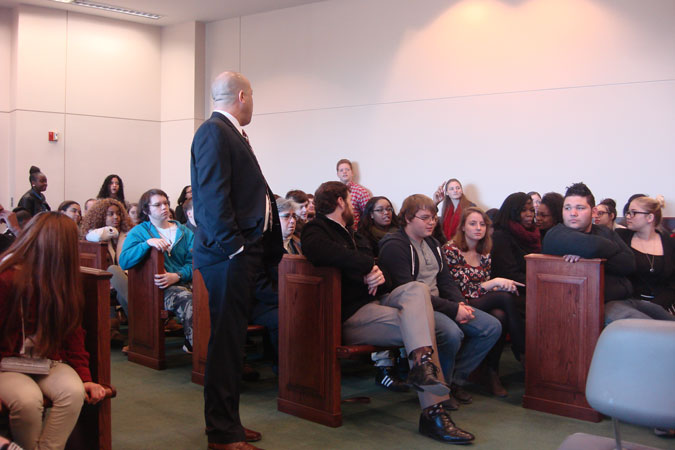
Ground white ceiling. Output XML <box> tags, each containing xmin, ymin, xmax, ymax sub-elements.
<box><xmin>0</xmin><ymin>0</ymin><xmax>326</xmax><ymax>25</ymax></box>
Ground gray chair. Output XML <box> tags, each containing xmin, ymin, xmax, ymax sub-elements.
<box><xmin>558</xmin><ymin>319</ymin><xmax>675</xmax><ymax>450</ymax></box>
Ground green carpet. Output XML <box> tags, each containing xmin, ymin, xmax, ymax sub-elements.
<box><xmin>111</xmin><ymin>341</ymin><xmax>671</xmax><ymax>450</ymax></box>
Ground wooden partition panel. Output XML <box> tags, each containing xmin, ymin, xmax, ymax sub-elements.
<box><xmin>78</xmin><ymin>241</ymin><xmax>112</xmax><ymax>270</ymax></box>
<box><xmin>277</xmin><ymin>254</ymin><xmax>343</xmax><ymax>427</ymax></box>
<box><xmin>523</xmin><ymin>254</ymin><xmax>605</xmax><ymax>422</ymax></box>
<box><xmin>127</xmin><ymin>249</ymin><xmax>166</xmax><ymax>369</ymax></box>
<box><xmin>191</xmin><ymin>268</ymin><xmax>209</xmax><ymax>385</ymax></box>
<box><xmin>191</xmin><ymin>265</ymin><xmax>271</xmax><ymax>386</ymax></box>
<box><xmin>65</xmin><ymin>268</ymin><xmax>113</xmax><ymax>450</ymax></box>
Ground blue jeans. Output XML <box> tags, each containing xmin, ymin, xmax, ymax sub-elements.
<box><xmin>435</xmin><ymin>309</ymin><xmax>501</xmax><ymax>385</ymax></box>
<box><xmin>605</xmin><ymin>299</ymin><xmax>675</xmax><ymax>325</ymax></box>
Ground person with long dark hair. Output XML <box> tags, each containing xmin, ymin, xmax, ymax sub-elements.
<box><xmin>536</xmin><ymin>192</ymin><xmax>563</xmax><ymax>239</ymax></box>
<box><xmin>17</xmin><ymin>166</ymin><xmax>50</xmax><ymax>216</ymax></box>
<box><xmin>96</xmin><ymin>174</ymin><xmax>126</xmax><ymax>206</ymax></box>
<box><xmin>433</xmin><ymin>178</ymin><xmax>474</xmax><ymax>241</ymax></box>
<box><xmin>356</xmin><ymin>196</ymin><xmax>399</xmax><ymax>257</ymax></box>
<box><xmin>491</xmin><ymin>193</ymin><xmax>540</xmax><ymax>304</ymax></box>
<box><xmin>0</xmin><ymin>212</ymin><xmax>106</xmax><ymax>450</ymax></box>
<box><xmin>443</xmin><ymin>207</ymin><xmax>525</xmax><ymax>396</ymax></box>
<box><xmin>174</xmin><ymin>185</ymin><xmax>192</xmax><ymax>224</ymax></box>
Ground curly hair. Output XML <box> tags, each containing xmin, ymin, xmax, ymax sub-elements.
<box><xmin>80</xmin><ymin>198</ymin><xmax>132</xmax><ymax>235</ymax></box>
<box><xmin>97</xmin><ymin>174</ymin><xmax>126</xmax><ymax>204</ymax></box>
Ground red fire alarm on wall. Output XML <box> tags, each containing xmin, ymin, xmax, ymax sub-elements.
<box><xmin>48</xmin><ymin>131</ymin><xmax>59</xmax><ymax>142</ymax></box>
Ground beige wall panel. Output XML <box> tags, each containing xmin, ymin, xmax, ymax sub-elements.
<box><xmin>0</xmin><ymin>113</ymin><xmax>9</xmax><ymax>206</ymax></box>
<box><xmin>14</xmin><ymin>5</ymin><xmax>67</xmax><ymax>113</ymax></box>
<box><xmin>160</xmin><ymin>119</ymin><xmax>196</xmax><ymax>203</ymax></box>
<box><xmin>204</xmin><ymin>18</ymin><xmax>240</xmax><ymax>118</ymax></box>
<box><xmin>161</xmin><ymin>22</ymin><xmax>197</xmax><ymax>122</ymax></box>
<box><xmin>12</xmin><ymin>110</ymin><xmax>65</xmax><ymax>209</ymax></box>
<box><xmin>0</xmin><ymin>8</ymin><xmax>11</xmax><ymax>113</ymax></box>
<box><xmin>241</xmin><ymin>0</ymin><xmax>675</xmax><ymax>114</ymax></box>
<box><xmin>64</xmin><ymin>114</ymin><xmax>160</xmax><ymax>206</ymax></box>
<box><xmin>65</xmin><ymin>12</ymin><xmax>161</xmax><ymax>121</ymax></box>
<box><xmin>251</xmin><ymin>80</ymin><xmax>675</xmax><ymax>216</ymax></box>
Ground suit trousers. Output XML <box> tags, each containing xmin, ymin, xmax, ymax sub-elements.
<box><xmin>200</xmin><ymin>241</ymin><xmax>263</xmax><ymax>445</ymax></box>
<box><xmin>342</xmin><ymin>281</ymin><xmax>449</xmax><ymax>409</ymax></box>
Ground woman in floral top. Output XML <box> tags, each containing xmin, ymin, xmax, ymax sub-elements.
<box><xmin>442</xmin><ymin>207</ymin><xmax>525</xmax><ymax>397</ymax></box>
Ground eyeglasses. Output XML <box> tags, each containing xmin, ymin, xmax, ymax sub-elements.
<box><xmin>280</xmin><ymin>213</ymin><xmax>298</xmax><ymax>220</ymax></box>
<box><xmin>414</xmin><ymin>214</ymin><xmax>438</xmax><ymax>224</ymax></box>
<box><xmin>625</xmin><ymin>210</ymin><xmax>650</xmax><ymax>218</ymax></box>
<box><xmin>149</xmin><ymin>201</ymin><xmax>170</xmax><ymax>208</ymax></box>
<box><xmin>373</xmin><ymin>207</ymin><xmax>393</xmax><ymax>214</ymax></box>
<box><xmin>594</xmin><ymin>211</ymin><xmax>610</xmax><ymax>217</ymax></box>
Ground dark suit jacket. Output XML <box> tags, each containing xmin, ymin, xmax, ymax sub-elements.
<box><xmin>190</xmin><ymin>112</ymin><xmax>283</xmax><ymax>269</ymax></box>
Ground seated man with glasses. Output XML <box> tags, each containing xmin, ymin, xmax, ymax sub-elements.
<box><xmin>119</xmin><ymin>188</ymin><xmax>195</xmax><ymax>353</ymax></box>
<box><xmin>378</xmin><ymin>194</ymin><xmax>501</xmax><ymax>410</ymax></box>
<box><xmin>542</xmin><ymin>182</ymin><xmax>671</xmax><ymax>324</ymax></box>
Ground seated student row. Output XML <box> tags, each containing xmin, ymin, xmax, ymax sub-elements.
<box><xmin>4</xmin><ymin>165</ymin><xmax>673</xmax><ymax>443</ymax></box>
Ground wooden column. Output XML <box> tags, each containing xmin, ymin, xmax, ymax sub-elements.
<box><xmin>523</xmin><ymin>254</ymin><xmax>605</xmax><ymax>422</ymax></box>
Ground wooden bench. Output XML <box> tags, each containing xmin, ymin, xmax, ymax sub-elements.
<box><xmin>277</xmin><ymin>254</ymin><xmax>398</xmax><ymax>427</ymax></box>
<box><xmin>191</xmin><ymin>267</ymin><xmax>267</xmax><ymax>386</ymax></box>
<box><xmin>0</xmin><ymin>267</ymin><xmax>116</xmax><ymax>450</ymax></box>
<box><xmin>523</xmin><ymin>254</ymin><xmax>605</xmax><ymax>423</ymax></box>
<box><xmin>66</xmin><ymin>267</ymin><xmax>117</xmax><ymax>449</ymax></box>
<box><xmin>78</xmin><ymin>241</ymin><xmax>112</xmax><ymax>270</ymax></box>
<box><xmin>126</xmin><ymin>248</ymin><xmax>169</xmax><ymax>370</ymax></box>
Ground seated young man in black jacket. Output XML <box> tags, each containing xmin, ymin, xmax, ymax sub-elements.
<box><xmin>542</xmin><ymin>182</ymin><xmax>673</xmax><ymax>324</ymax></box>
<box><xmin>302</xmin><ymin>181</ymin><xmax>474</xmax><ymax>444</ymax></box>
<box><xmin>378</xmin><ymin>195</ymin><xmax>501</xmax><ymax>407</ymax></box>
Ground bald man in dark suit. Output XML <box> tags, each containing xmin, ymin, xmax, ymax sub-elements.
<box><xmin>191</xmin><ymin>71</ymin><xmax>283</xmax><ymax>450</ymax></box>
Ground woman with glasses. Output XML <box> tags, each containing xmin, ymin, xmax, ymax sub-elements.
<box><xmin>443</xmin><ymin>207</ymin><xmax>525</xmax><ymax>396</ymax></box>
<box><xmin>491</xmin><ymin>193</ymin><xmax>541</xmax><ymax>308</ymax></box>
<box><xmin>433</xmin><ymin>178</ymin><xmax>475</xmax><ymax>241</ymax></box>
<box><xmin>357</xmin><ymin>196</ymin><xmax>399</xmax><ymax>257</ymax></box>
<box><xmin>536</xmin><ymin>192</ymin><xmax>563</xmax><ymax>239</ymax></box>
<box><xmin>277</xmin><ymin>197</ymin><xmax>302</xmax><ymax>255</ymax></box>
<box><xmin>616</xmin><ymin>196</ymin><xmax>675</xmax><ymax>316</ymax></box>
<box><xmin>592</xmin><ymin>198</ymin><xmax>617</xmax><ymax>230</ymax></box>
<box><xmin>119</xmin><ymin>189</ymin><xmax>196</xmax><ymax>353</ymax></box>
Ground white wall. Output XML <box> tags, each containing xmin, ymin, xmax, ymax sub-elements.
<box><xmin>2</xmin><ymin>4</ymin><xmax>161</xmax><ymax>210</ymax></box>
<box><xmin>160</xmin><ymin>21</ymin><xmax>205</xmax><ymax>203</ymax></box>
<box><xmin>0</xmin><ymin>8</ymin><xmax>10</xmax><ymax>208</ymax></box>
<box><xmin>204</xmin><ymin>0</ymin><xmax>675</xmax><ymax>214</ymax></box>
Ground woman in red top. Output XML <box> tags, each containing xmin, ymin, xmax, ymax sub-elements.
<box><xmin>434</xmin><ymin>178</ymin><xmax>474</xmax><ymax>242</ymax></box>
<box><xmin>0</xmin><ymin>212</ymin><xmax>105</xmax><ymax>450</ymax></box>
<box><xmin>443</xmin><ymin>207</ymin><xmax>526</xmax><ymax>397</ymax></box>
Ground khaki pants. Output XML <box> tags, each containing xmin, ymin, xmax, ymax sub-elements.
<box><xmin>0</xmin><ymin>361</ymin><xmax>86</xmax><ymax>450</ymax></box>
<box><xmin>342</xmin><ymin>281</ymin><xmax>449</xmax><ymax>409</ymax></box>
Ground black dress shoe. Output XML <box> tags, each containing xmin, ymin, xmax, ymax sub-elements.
<box><xmin>451</xmin><ymin>384</ymin><xmax>472</xmax><ymax>404</ymax></box>
<box><xmin>407</xmin><ymin>360</ymin><xmax>450</xmax><ymax>396</ymax></box>
<box><xmin>375</xmin><ymin>366</ymin><xmax>410</xmax><ymax>392</ymax></box>
<box><xmin>419</xmin><ymin>405</ymin><xmax>475</xmax><ymax>444</ymax></box>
